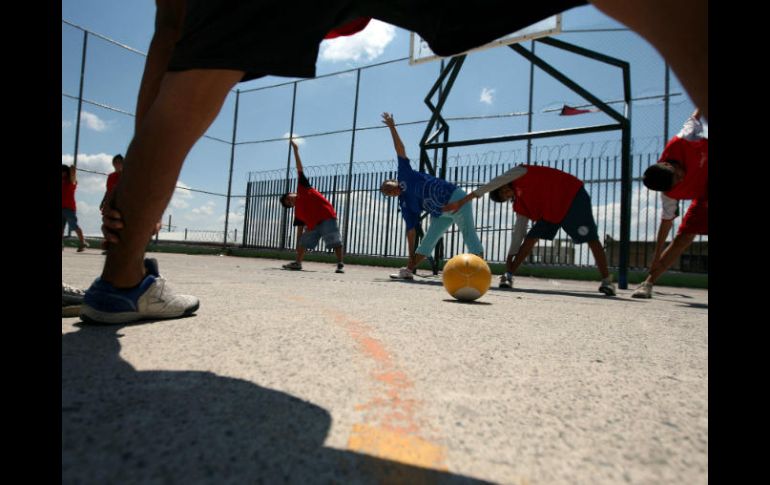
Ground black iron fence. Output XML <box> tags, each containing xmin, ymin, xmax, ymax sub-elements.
<box><xmin>243</xmin><ymin>154</ymin><xmax>707</xmax><ymax>273</ymax></box>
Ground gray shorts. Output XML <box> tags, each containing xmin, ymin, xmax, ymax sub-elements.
<box><xmin>300</xmin><ymin>218</ymin><xmax>342</xmax><ymax>250</ymax></box>
<box><xmin>62</xmin><ymin>208</ymin><xmax>80</xmax><ymax>232</ymax></box>
<box><xmin>526</xmin><ymin>187</ymin><xmax>598</xmax><ymax>244</ymax></box>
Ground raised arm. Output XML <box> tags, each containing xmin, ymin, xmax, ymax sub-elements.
<box><xmin>290</xmin><ymin>139</ymin><xmax>304</xmax><ymax>172</ymax></box>
<box><xmin>70</xmin><ymin>165</ymin><xmax>77</xmax><ymax>185</ymax></box>
<box><xmin>381</xmin><ymin>112</ymin><xmax>406</xmax><ymax>159</ymax></box>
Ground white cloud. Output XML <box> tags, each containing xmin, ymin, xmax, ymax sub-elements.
<box><xmin>80</xmin><ymin>111</ymin><xmax>109</xmax><ymax>132</ymax></box>
<box><xmin>171</xmin><ymin>182</ymin><xmax>194</xmax><ymax>209</ymax></box>
<box><xmin>319</xmin><ymin>20</ymin><xmax>395</xmax><ymax>63</ymax></box>
<box><xmin>283</xmin><ymin>132</ymin><xmax>306</xmax><ymax>145</ymax></box>
<box><xmin>192</xmin><ymin>201</ymin><xmax>216</xmax><ymax>216</ymax></box>
<box><xmin>61</xmin><ymin>153</ymin><xmax>114</xmax><ymax>194</ymax></box>
<box><xmin>480</xmin><ymin>88</ymin><xmax>495</xmax><ymax>105</ymax></box>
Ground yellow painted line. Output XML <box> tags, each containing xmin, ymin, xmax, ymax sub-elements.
<box><xmin>348</xmin><ymin>423</ymin><xmax>447</xmax><ymax>471</ymax></box>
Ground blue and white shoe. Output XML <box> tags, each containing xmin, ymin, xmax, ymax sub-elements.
<box><xmin>62</xmin><ymin>283</ymin><xmax>85</xmax><ymax>318</ymax></box>
<box><xmin>80</xmin><ymin>258</ymin><xmax>199</xmax><ymax>325</ymax></box>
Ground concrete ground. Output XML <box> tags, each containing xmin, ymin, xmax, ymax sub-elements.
<box><xmin>62</xmin><ymin>249</ymin><xmax>707</xmax><ymax>485</ymax></box>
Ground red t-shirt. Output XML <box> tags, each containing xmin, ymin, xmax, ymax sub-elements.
<box><xmin>62</xmin><ymin>180</ymin><xmax>77</xmax><ymax>210</ymax></box>
<box><xmin>106</xmin><ymin>171</ymin><xmax>121</xmax><ymax>196</ymax></box>
<box><xmin>294</xmin><ymin>173</ymin><xmax>336</xmax><ymax>230</ymax></box>
<box><xmin>660</xmin><ymin>136</ymin><xmax>708</xmax><ymax>201</ymax></box>
<box><xmin>511</xmin><ymin>165</ymin><xmax>583</xmax><ymax>223</ymax></box>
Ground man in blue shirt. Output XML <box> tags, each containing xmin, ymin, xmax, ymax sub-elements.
<box><xmin>380</xmin><ymin>112</ymin><xmax>483</xmax><ymax>279</ymax></box>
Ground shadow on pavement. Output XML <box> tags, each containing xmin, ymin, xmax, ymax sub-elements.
<box><xmin>62</xmin><ymin>323</ymin><xmax>492</xmax><ymax>484</ymax></box>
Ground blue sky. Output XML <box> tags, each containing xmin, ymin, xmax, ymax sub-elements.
<box><xmin>62</xmin><ymin>1</ymin><xmax>697</xmax><ymax>238</ymax></box>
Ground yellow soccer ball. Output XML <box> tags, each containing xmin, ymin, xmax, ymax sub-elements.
<box><xmin>442</xmin><ymin>254</ymin><xmax>491</xmax><ymax>301</ymax></box>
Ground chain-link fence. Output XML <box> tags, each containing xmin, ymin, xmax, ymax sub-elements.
<box><xmin>62</xmin><ymin>18</ymin><xmax>705</xmax><ymax>276</ymax></box>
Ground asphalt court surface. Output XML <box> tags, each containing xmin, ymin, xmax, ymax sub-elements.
<box><xmin>62</xmin><ymin>249</ymin><xmax>708</xmax><ymax>484</ymax></box>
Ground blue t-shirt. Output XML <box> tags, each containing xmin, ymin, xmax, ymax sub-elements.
<box><xmin>397</xmin><ymin>156</ymin><xmax>457</xmax><ymax>230</ymax></box>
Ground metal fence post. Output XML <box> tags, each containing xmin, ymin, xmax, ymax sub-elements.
<box><xmin>73</xmin><ymin>30</ymin><xmax>88</xmax><ymax>169</ymax></box>
<box><xmin>280</xmin><ymin>82</ymin><xmax>298</xmax><ymax>250</ymax></box>
<box><xmin>343</xmin><ymin>69</ymin><xmax>361</xmax><ymax>247</ymax></box>
<box><xmin>224</xmin><ymin>89</ymin><xmax>240</xmax><ymax>249</ymax></box>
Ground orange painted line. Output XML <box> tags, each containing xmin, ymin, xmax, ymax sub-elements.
<box><xmin>324</xmin><ymin>310</ymin><xmax>447</xmax><ymax>471</ymax></box>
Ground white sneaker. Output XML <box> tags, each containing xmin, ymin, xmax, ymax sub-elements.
<box><xmin>632</xmin><ymin>282</ymin><xmax>653</xmax><ymax>299</ymax></box>
<box><xmin>81</xmin><ymin>258</ymin><xmax>199</xmax><ymax>324</ymax></box>
<box><xmin>499</xmin><ymin>272</ymin><xmax>513</xmax><ymax>289</ymax></box>
<box><xmin>599</xmin><ymin>278</ymin><xmax>617</xmax><ymax>296</ymax></box>
<box><xmin>62</xmin><ymin>283</ymin><xmax>85</xmax><ymax>317</ymax></box>
<box><xmin>390</xmin><ymin>267</ymin><xmax>414</xmax><ymax>280</ymax></box>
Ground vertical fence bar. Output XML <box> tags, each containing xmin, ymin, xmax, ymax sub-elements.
<box><xmin>72</xmin><ymin>31</ymin><xmax>88</xmax><ymax>169</ymax></box>
<box><xmin>280</xmin><ymin>83</ymin><xmax>298</xmax><ymax>250</ymax></box>
<box><xmin>343</xmin><ymin>69</ymin><xmax>361</xmax><ymax>248</ymax></box>
<box><xmin>224</xmin><ymin>89</ymin><xmax>240</xmax><ymax>248</ymax></box>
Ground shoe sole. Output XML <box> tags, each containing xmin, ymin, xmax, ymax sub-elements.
<box><xmin>80</xmin><ymin>301</ymin><xmax>200</xmax><ymax>325</ymax></box>
<box><xmin>62</xmin><ymin>305</ymin><xmax>81</xmax><ymax>318</ymax></box>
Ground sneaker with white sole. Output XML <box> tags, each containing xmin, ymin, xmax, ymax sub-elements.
<box><xmin>499</xmin><ymin>272</ymin><xmax>513</xmax><ymax>289</ymax></box>
<box><xmin>390</xmin><ymin>267</ymin><xmax>414</xmax><ymax>280</ymax></box>
<box><xmin>62</xmin><ymin>283</ymin><xmax>85</xmax><ymax>318</ymax></box>
<box><xmin>283</xmin><ymin>261</ymin><xmax>302</xmax><ymax>270</ymax></box>
<box><xmin>632</xmin><ymin>282</ymin><xmax>653</xmax><ymax>299</ymax></box>
<box><xmin>80</xmin><ymin>258</ymin><xmax>199</xmax><ymax>325</ymax></box>
<box><xmin>335</xmin><ymin>263</ymin><xmax>345</xmax><ymax>274</ymax></box>
<box><xmin>599</xmin><ymin>278</ymin><xmax>617</xmax><ymax>296</ymax></box>
<box><xmin>77</xmin><ymin>241</ymin><xmax>88</xmax><ymax>252</ymax></box>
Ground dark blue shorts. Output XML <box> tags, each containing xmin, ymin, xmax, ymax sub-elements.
<box><xmin>169</xmin><ymin>0</ymin><xmax>587</xmax><ymax>81</ymax></box>
<box><xmin>62</xmin><ymin>208</ymin><xmax>80</xmax><ymax>232</ymax></box>
<box><xmin>526</xmin><ymin>187</ymin><xmax>599</xmax><ymax>244</ymax></box>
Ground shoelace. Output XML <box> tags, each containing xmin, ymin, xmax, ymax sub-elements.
<box><xmin>62</xmin><ymin>283</ymin><xmax>85</xmax><ymax>296</ymax></box>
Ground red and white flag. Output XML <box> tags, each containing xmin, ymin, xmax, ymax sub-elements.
<box><xmin>559</xmin><ymin>104</ymin><xmax>598</xmax><ymax>116</ymax></box>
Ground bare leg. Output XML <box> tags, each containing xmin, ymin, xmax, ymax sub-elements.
<box><xmin>590</xmin><ymin>0</ymin><xmax>707</xmax><ymax>119</ymax></box>
<box><xmin>334</xmin><ymin>246</ymin><xmax>344</xmax><ymax>264</ymax></box>
<box><xmin>75</xmin><ymin>227</ymin><xmax>87</xmax><ymax>247</ymax></box>
<box><xmin>408</xmin><ymin>254</ymin><xmax>426</xmax><ymax>272</ymax></box>
<box><xmin>645</xmin><ymin>232</ymin><xmax>696</xmax><ymax>284</ymax></box>
<box><xmin>588</xmin><ymin>239</ymin><xmax>610</xmax><ymax>280</ymax></box>
<box><xmin>102</xmin><ymin>69</ymin><xmax>244</xmax><ymax>288</ymax></box>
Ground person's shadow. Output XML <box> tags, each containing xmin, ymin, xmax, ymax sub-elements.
<box><xmin>62</xmin><ymin>323</ymin><xmax>492</xmax><ymax>484</ymax></box>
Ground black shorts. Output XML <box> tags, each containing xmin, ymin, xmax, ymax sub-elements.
<box><xmin>526</xmin><ymin>186</ymin><xmax>599</xmax><ymax>244</ymax></box>
<box><xmin>168</xmin><ymin>0</ymin><xmax>588</xmax><ymax>82</ymax></box>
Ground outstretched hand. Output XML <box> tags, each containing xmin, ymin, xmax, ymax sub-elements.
<box><xmin>381</xmin><ymin>112</ymin><xmax>395</xmax><ymax>128</ymax></box>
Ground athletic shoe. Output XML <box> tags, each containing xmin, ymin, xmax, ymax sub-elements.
<box><xmin>599</xmin><ymin>277</ymin><xmax>617</xmax><ymax>296</ymax></box>
<box><xmin>499</xmin><ymin>272</ymin><xmax>513</xmax><ymax>289</ymax></box>
<box><xmin>632</xmin><ymin>282</ymin><xmax>653</xmax><ymax>299</ymax></box>
<box><xmin>390</xmin><ymin>267</ymin><xmax>414</xmax><ymax>280</ymax></box>
<box><xmin>80</xmin><ymin>258</ymin><xmax>199</xmax><ymax>325</ymax></box>
<box><xmin>335</xmin><ymin>263</ymin><xmax>345</xmax><ymax>274</ymax></box>
<box><xmin>283</xmin><ymin>261</ymin><xmax>302</xmax><ymax>270</ymax></box>
<box><xmin>62</xmin><ymin>283</ymin><xmax>85</xmax><ymax>318</ymax></box>
<box><xmin>77</xmin><ymin>241</ymin><xmax>89</xmax><ymax>252</ymax></box>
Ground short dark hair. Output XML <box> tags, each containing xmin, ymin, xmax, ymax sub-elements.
<box><xmin>61</xmin><ymin>164</ymin><xmax>70</xmax><ymax>176</ymax></box>
<box><xmin>279</xmin><ymin>193</ymin><xmax>292</xmax><ymax>208</ymax></box>
<box><xmin>112</xmin><ymin>154</ymin><xmax>124</xmax><ymax>163</ymax></box>
<box><xmin>489</xmin><ymin>187</ymin><xmax>506</xmax><ymax>203</ymax></box>
<box><xmin>643</xmin><ymin>160</ymin><xmax>678</xmax><ymax>191</ymax></box>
